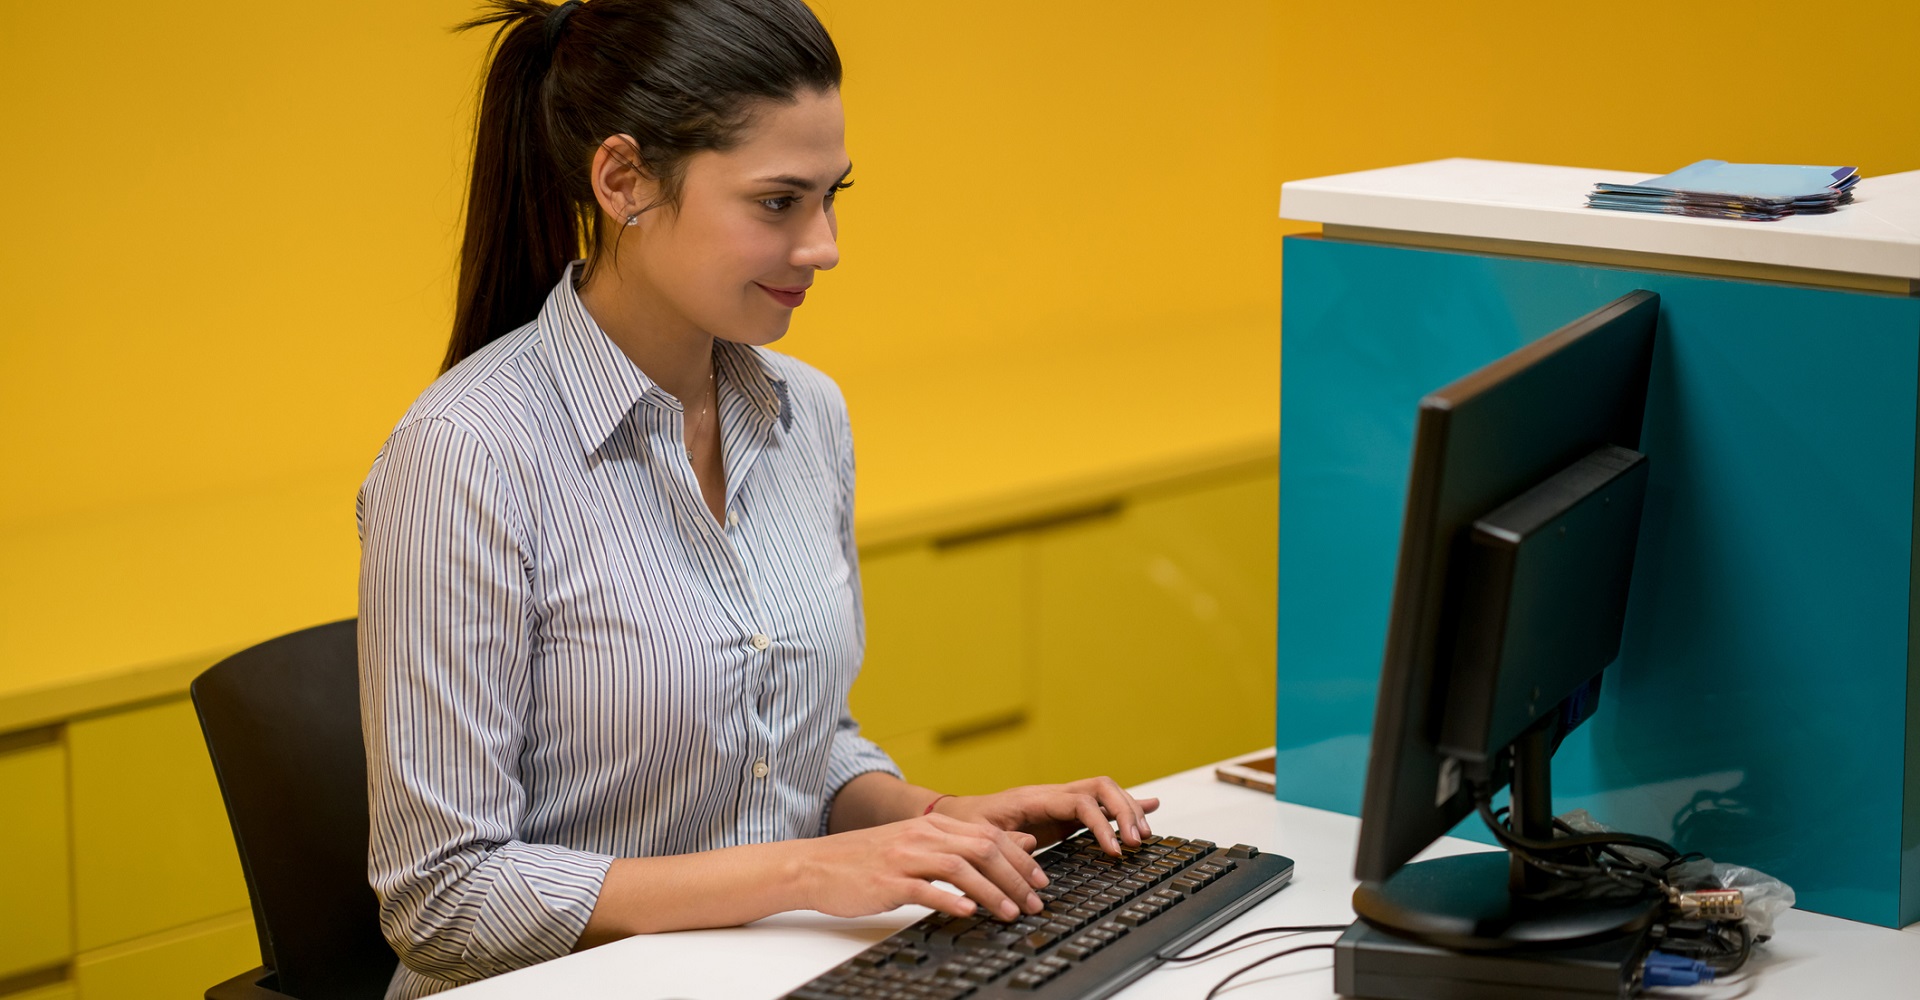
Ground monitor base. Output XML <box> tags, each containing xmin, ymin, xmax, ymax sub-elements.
<box><xmin>1333</xmin><ymin>918</ymin><xmax>1653</xmax><ymax>1000</ymax></box>
<box><xmin>1352</xmin><ymin>852</ymin><xmax>1660</xmax><ymax>951</ymax></box>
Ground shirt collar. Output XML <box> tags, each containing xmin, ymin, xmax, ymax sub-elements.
<box><xmin>538</xmin><ymin>263</ymin><xmax>792</xmax><ymax>456</ymax></box>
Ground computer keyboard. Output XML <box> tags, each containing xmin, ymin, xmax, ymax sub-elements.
<box><xmin>782</xmin><ymin>831</ymin><xmax>1295</xmax><ymax>1000</ymax></box>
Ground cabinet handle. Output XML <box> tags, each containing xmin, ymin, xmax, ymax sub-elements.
<box><xmin>934</xmin><ymin>709</ymin><xmax>1030</xmax><ymax>748</ymax></box>
<box><xmin>0</xmin><ymin>724</ymin><xmax>61</xmax><ymax>755</ymax></box>
<box><xmin>933</xmin><ymin>500</ymin><xmax>1124</xmax><ymax>551</ymax></box>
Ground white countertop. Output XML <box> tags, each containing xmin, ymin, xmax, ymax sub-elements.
<box><xmin>438</xmin><ymin>757</ymin><xmax>1920</xmax><ymax>999</ymax></box>
<box><xmin>1279</xmin><ymin>158</ymin><xmax>1920</xmax><ymax>281</ymax></box>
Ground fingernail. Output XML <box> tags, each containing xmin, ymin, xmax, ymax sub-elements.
<box><xmin>1026</xmin><ymin>893</ymin><xmax>1041</xmax><ymax>912</ymax></box>
<box><xmin>1128</xmin><ymin>824</ymin><xmax>1139</xmax><ymax>842</ymax></box>
<box><xmin>1033</xmin><ymin>870</ymin><xmax>1049</xmax><ymax>887</ymax></box>
<box><xmin>961</xmin><ymin>898</ymin><xmax>977</xmax><ymax>915</ymax></box>
<box><xmin>1000</xmin><ymin>900</ymin><xmax>1019</xmax><ymax>920</ymax></box>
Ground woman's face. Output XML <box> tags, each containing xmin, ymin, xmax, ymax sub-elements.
<box><xmin>619</xmin><ymin>87</ymin><xmax>849</xmax><ymax>346</ymax></box>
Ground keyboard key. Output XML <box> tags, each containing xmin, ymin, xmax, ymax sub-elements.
<box><xmin>1013</xmin><ymin>930</ymin><xmax>1057</xmax><ymax>954</ymax></box>
<box><xmin>1226</xmin><ymin>844</ymin><xmax>1260</xmax><ymax>859</ymax></box>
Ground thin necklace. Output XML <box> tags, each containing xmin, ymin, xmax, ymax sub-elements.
<box><xmin>684</xmin><ymin>364</ymin><xmax>717</xmax><ymax>461</ymax></box>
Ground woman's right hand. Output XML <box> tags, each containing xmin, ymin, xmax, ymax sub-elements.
<box><xmin>800</xmin><ymin>812</ymin><xmax>1050</xmax><ymax>922</ymax></box>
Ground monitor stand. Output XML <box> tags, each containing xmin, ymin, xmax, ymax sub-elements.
<box><xmin>1335</xmin><ymin>726</ymin><xmax>1662</xmax><ymax>999</ymax></box>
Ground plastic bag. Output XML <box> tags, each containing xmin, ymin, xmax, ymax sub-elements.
<box><xmin>1558</xmin><ymin>808</ymin><xmax>1795</xmax><ymax>941</ymax></box>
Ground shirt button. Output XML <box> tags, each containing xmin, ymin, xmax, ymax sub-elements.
<box><xmin>752</xmin><ymin>760</ymin><xmax>770</xmax><ymax>779</ymax></box>
<box><xmin>750</xmin><ymin>633</ymin><xmax>770</xmax><ymax>651</ymax></box>
<box><xmin>727</xmin><ymin>509</ymin><xmax>739</xmax><ymax>528</ymax></box>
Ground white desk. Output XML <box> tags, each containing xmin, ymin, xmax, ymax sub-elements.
<box><xmin>1277</xmin><ymin>158</ymin><xmax>1920</xmax><ymax>283</ymax></box>
<box><xmin>441</xmin><ymin>760</ymin><xmax>1920</xmax><ymax>999</ymax></box>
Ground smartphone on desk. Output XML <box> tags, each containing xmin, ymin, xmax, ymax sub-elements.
<box><xmin>1214</xmin><ymin>747</ymin><xmax>1276</xmax><ymax>793</ymax></box>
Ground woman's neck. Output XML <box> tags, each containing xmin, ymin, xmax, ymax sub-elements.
<box><xmin>577</xmin><ymin>264</ymin><xmax>715</xmax><ymax>404</ymax></box>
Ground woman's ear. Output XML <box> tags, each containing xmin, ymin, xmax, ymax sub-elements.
<box><xmin>590</xmin><ymin>135</ymin><xmax>662</xmax><ymax>226</ymax></box>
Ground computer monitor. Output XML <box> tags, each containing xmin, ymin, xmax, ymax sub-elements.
<box><xmin>1346</xmin><ymin>289</ymin><xmax>1661</xmax><ymax>955</ymax></box>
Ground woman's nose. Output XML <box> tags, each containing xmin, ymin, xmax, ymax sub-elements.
<box><xmin>793</xmin><ymin>206</ymin><xmax>839</xmax><ymax>271</ymax></box>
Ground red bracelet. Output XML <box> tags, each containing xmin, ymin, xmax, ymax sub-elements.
<box><xmin>923</xmin><ymin>794</ymin><xmax>955</xmax><ymax>816</ymax></box>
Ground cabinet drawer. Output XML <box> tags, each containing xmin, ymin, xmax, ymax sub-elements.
<box><xmin>73</xmin><ymin>910</ymin><xmax>257</xmax><ymax>1000</ymax></box>
<box><xmin>877</xmin><ymin>720</ymin><xmax>1041</xmax><ymax>797</ymax></box>
<box><xmin>0</xmin><ymin>732</ymin><xmax>72</xmax><ymax>980</ymax></box>
<box><xmin>68</xmin><ymin>698</ymin><xmax>249</xmax><ymax>951</ymax></box>
<box><xmin>855</xmin><ymin>536</ymin><xmax>1027</xmax><ymax>743</ymax></box>
<box><xmin>1032</xmin><ymin>468</ymin><xmax>1278</xmax><ymax>786</ymax></box>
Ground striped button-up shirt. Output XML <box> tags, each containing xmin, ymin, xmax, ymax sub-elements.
<box><xmin>357</xmin><ymin>265</ymin><xmax>900</xmax><ymax>998</ymax></box>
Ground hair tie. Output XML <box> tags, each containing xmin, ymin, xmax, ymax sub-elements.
<box><xmin>545</xmin><ymin>0</ymin><xmax>583</xmax><ymax>55</ymax></box>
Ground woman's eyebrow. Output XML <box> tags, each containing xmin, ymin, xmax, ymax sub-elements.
<box><xmin>753</xmin><ymin>163</ymin><xmax>855</xmax><ymax>191</ymax></box>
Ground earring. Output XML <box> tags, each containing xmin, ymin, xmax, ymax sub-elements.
<box><xmin>625</xmin><ymin>214</ymin><xmax>638</xmax><ymax>227</ymax></box>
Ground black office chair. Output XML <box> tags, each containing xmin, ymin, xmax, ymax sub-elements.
<box><xmin>192</xmin><ymin>618</ymin><xmax>399</xmax><ymax>1000</ymax></box>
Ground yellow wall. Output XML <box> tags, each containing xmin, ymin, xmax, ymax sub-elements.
<box><xmin>3</xmin><ymin>0</ymin><xmax>1917</xmax><ymax>689</ymax></box>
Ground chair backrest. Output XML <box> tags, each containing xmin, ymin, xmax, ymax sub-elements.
<box><xmin>192</xmin><ymin>619</ymin><xmax>397</xmax><ymax>1000</ymax></box>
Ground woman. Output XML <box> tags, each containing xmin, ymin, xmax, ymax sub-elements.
<box><xmin>358</xmin><ymin>1</ymin><xmax>1158</xmax><ymax>995</ymax></box>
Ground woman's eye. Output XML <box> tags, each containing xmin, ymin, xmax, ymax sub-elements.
<box><xmin>760</xmin><ymin>196</ymin><xmax>797</xmax><ymax>213</ymax></box>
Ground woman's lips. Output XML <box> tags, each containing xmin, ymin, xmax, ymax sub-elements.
<box><xmin>756</xmin><ymin>283</ymin><xmax>807</xmax><ymax>308</ymax></box>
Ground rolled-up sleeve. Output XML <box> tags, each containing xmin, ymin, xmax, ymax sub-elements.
<box><xmin>820</xmin><ymin>397</ymin><xmax>902</xmax><ymax>828</ymax></box>
<box><xmin>358</xmin><ymin>416</ymin><xmax>612</xmax><ymax>989</ymax></box>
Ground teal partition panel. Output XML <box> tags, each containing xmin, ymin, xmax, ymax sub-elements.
<box><xmin>1275</xmin><ymin>235</ymin><xmax>1920</xmax><ymax>928</ymax></box>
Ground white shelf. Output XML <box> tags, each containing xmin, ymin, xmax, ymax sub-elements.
<box><xmin>1279</xmin><ymin>158</ymin><xmax>1920</xmax><ymax>282</ymax></box>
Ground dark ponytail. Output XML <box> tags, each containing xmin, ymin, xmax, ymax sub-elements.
<box><xmin>444</xmin><ymin>0</ymin><xmax>842</xmax><ymax>373</ymax></box>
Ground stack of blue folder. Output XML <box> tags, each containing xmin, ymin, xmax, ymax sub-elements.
<box><xmin>1586</xmin><ymin>160</ymin><xmax>1859</xmax><ymax>221</ymax></box>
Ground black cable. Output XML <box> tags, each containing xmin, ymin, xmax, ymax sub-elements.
<box><xmin>1163</xmin><ymin>923</ymin><xmax>1349</xmax><ymax>963</ymax></box>
<box><xmin>1480</xmin><ymin>799</ymin><xmax>1683</xmax><ymax>900</ymax></box>
<box><xmin>1477</xmin><ymin>798</ymin><xmax>1682</xmax><ymax>861</ymax></box>
<box><xmin>1204</xmin><ymin>942</ymin><xmax>1337</xmax><ymax>999</ymax></box>
<box><xmin>1651</xmin><ymin>919</ymin><xmax>1754</xmax><ymax>976</ymax></box>
<box><xmin>1718</xmin><ymin>922</ymin><xmax>1754</xmax><ymax>974</ymax></box>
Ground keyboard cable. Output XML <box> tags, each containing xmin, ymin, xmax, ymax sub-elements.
<box><xmin>1203</xmin><ymin>942</ymin><xmax>1340</xmax><ymax>999</ymax></box>
<box><xmin>1163</xmin><ymin>923</ymin><xmax>1351</xmax><ymax>964</ymax></box>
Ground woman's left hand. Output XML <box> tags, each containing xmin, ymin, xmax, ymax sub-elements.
<box><xmin>934</xmin><ymin>777</ymin><xmax>1161</xmax><ymax>857</ymax></box>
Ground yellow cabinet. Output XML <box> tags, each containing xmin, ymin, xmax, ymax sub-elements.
<box><xmin>67</xmin><ymin>698</ymin><xmax>250</xmax><ymax>952</ymax></box>
<box><xmin>854</xmin><ymin>535</ymin><xmax>1030</xmax><ymax>773</ymax></box>
<box><xmin>852</xmin><ymin>462</ymin><xmax>1279</xmax><ymax>797</ymax></box>
<box><xmin>1030</xmin><ymin>466</ymin><xmax>1278</xmax><ymax>787</ymax></box>
<box><xmin>0</xmin><ymin>732</ymin><xmax>71</xmax><ymax>980</ymax></box>
<box><xmin>73</xmin><ymin>910</ymin><xmax>257</xmax><ymax>1000</ymax></box>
